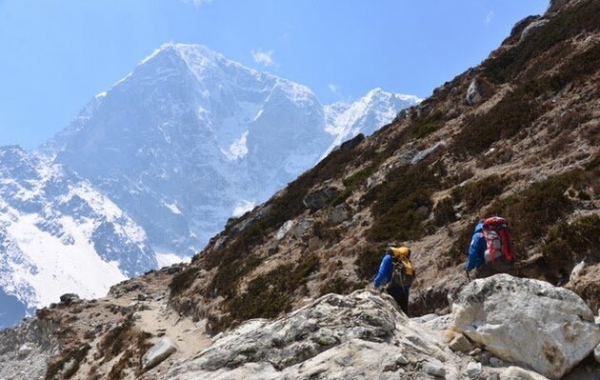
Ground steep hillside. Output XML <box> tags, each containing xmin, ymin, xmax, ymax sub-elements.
<box><xmin>6</xmin><ymin>0</ymin><xmax>600</xmax><ymax>378</ymax></box>
<box><xmin>163</xmin><ymin>0</ymin><xmax>600</xmax><ymax>329</ymax></box>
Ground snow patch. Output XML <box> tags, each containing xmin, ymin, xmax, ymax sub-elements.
<box><xmin>156</xmin><ymin>252</ymin><xmax>190</xmax><ymax>269</ymax></box>
<box><xmin>227</xmin><ymin>131</ymin><xmax>249</xmax><ymax>160</ymax></box>
<box><xmin>232</xmin><ymin>201</ymin><xmax>255</xmax><ymax>217</ymax></box>
<box><xmin>4</xmin><ymin>213</ymin><xmax>127</xmax><ymax>308</ymax></box>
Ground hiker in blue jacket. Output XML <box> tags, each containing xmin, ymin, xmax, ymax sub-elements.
<box><xmin>465</xmin><ymin>221</ymin><xmax>486</xmax><ymax>275</ymax></box>
<box><xmin>465</xmin><ymin>219</ymin><xmax>514</xmax><ymax>279</ymax></box>
<box><xmin>373</xmin><ymin>246</ymin><xmax>413</xmax><ymax>314</ymax></box>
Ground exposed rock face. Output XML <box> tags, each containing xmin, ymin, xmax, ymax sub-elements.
<box><xmin>453</xmin><ymin>274</ymin><xmax>600</xmax><ymax>379</ymax></box>
<box><xmin>0</xmin><ymin>318</ymin><xmax>58</xmax><ymax>379</ymax></box>
<box><xmin>3</xmin><ymin>276</ymin><xmax>600</xmax><ymax>379</ymax></box>
<box><xmin>164</xmin><ymin>290</ymin><xmax>463</xmax><ymax>380</ymax></box>
<box><xmin>520</xmin><ymin>19</ymin><xmax>550</xmax><ymax>42</ymax></box>
<box><xmin>158</xmin><ymin>282</ymin><xmax>600</xmax><ymax>380</ymax></box>
<box><xmin>142</xmin><ymin>337</ymin><xmax>179</xmax><ymax>371</ymax></box>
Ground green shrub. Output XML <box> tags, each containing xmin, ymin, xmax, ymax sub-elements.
<box><xmin>440</xmin><ymin>221</ymin><xmax>476</xmax><ymax>270</ymax></box>
<box><xmin>313</xmin><ymin>221</ymin><xmax>341</xmax><ymax>242</ymax></box>
<box><xmin>45</xmin><ymin>344</ymin><xmax>91</xmax><ymax>380</ymax></box>
<box><xmin>107</xmin><ymin>351</ymin><xmax>133</xmax><ymax>380</ymax></box>
<box><xmin>207</xmin><ymin>253</ymin><xmax>263</xmax><ymax>299</ymax></box>
<box><xmin>542</xmin><ymin>215</ymin><xmax>600</xmax><ymax>264</ymax></box>
<box><xmin>585</xmin><ymin>151</ymin><xmax>600</xmax><ymax>171</ymax></box>
<box><xmin>433</xmin><ymin>197</ymin><xmax>457</xmax><ymax>227</ymax></box>
<box><xmin>99</xmin><ymin>320</ymin><xmax>134</xmax><ymax>363</ymax></box>
<box><xmin>483</xmin><ymin>0</ymin><xmax>600</xmax><ymax>83</ymax></box>
<box><xmin>225</xmin><ymin>254</ymin><xmax>320</xmax><ymax>325</ymax></box>
<box><xmin>486</xmin><ymin>170</ymin><xmax>581</xmax><ymax>246</ymax></box>
<box><xmin>168</xmin><ymin>266</ymin><xmax>199</xmax><ymax>297</ymax></box>
<box><xmin>451</xmin><ymin>83</ymin><xmax>549</xmax><ymax>157</ymax></box>
<box><xmin>355</xmin><ymin>247</ymin><xmax>386</xmax><ymax>281</ymax></box>
<box><xmin>319</xmin><ymin>277</ymin><xmax>362</xmax><ymax>296</ymax></box>
<box><xmin>411</xmin><ymin>110</ymin><xmax>444</xmax><ymax>139</ymax></box>
<box><xmin>451</xmin><ymin>174</ymin><xmax>509</xmax><ymax>213</ymax></box>
<box><xmin>363</xmin><ymin>162</ymin><xmax>440</xmax><ymax>242</ymax></box>
<box><xmin>333</xmin><ymin>166</ymin><xmax>377</xmax><ymax>206</ymax></box>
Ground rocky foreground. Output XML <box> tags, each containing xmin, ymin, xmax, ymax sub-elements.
<box><xmin>3</xmin><ymin>273</ymin><xmax>600</xmax><ymax>380</ymax></box>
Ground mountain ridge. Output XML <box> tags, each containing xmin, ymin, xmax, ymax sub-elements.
<box><xmin>0</xmin><ymin>44</ymin><xmax>420</xmax><ymax>328</ymax></box>
<box><xmin>8</xmin><ymin>1</ymin><xmax>600</xmax><ymax>378</ymax></box>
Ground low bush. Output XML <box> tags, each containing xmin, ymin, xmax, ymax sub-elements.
<box><xmin>451</xmin><ymin>174</ymin><xmax>509</xmax><ymax>213</ymax></box>
<box><xmin>483</xmin><ymin>0</ymin><xmax>600</xmax><ymax>83</ymax></box>
<box><xmin>224</xmin><ymin>254</ymin><xmax>320</xmax><ymax>326</ymax></box>
<box><xmin>433</xmin><ymin>197</ymin><xmax>457</xmax><ymax>227</ymax></box>
<box><xmin>355</xmin><ymin>247</ymin><xmax>386</xmax><ymax>281</ymax></box>
<box><xmin>319</xmin><ymin>277</ymin><xmax>362</xmax><ymax>296</ymax></box>
<box><xmin>411</xmin><ymin>109</ymin><xmax>444</xmax><ymax>139</ymax></box>
<box><xmin>363</xmin><ymin>161</ymin><xmax>440</xmax><ymax>242</ymax></box>
<box><xmin>542</xmin><ymin>215</ymin><xmax>600</xmax><ymax>264</ymax></box>
<box><xmin>451</xmin><ymin>83</ymin><xmax>549</xmax><ymax>158</ymax></box>
<box><xmin>168</xmin><ymin>266</ymin><xmax>199</xmax><ymax>297</ymax></box>
<box><xmin>45</xmin><ymin>344</ymin><xmax>91</xmax><ymax>380</ymax></box>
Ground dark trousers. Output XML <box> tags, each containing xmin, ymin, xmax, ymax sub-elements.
<box><xmin>386</xmin><ymin>285</ymin><xmax>410</xmax><ymax>315</ymax></box>
<box><xmin>475</xmin><ymin>259</ymin><xmax>514</xmax><ymax>279</ymax></box>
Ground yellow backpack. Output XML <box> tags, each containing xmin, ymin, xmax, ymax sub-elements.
<box><xmin>388</xmin><ymin>246</ymin><xmax>415</xmax><ymax>287</ymax></box>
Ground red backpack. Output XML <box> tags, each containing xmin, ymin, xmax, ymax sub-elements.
<box><xmin>482</xmin><ymin>216</ymin><xmax>515</xmax><ymax>266</ymax></box>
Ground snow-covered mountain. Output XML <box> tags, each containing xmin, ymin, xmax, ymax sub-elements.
<box><xmin>0</xmin><ymin>146</ymin><xmax>156</xmax><ymax>328</ymax></box>
<box><xmin>0</xmin><ymin>43</ymin><xmax>420</xmax><ymax>328</ymax></box>
<box><xmin>46</xmin><ymin>43</ymin><xmax>421</xmax><ymax>257</ymax></box>
<box><xmin>323</xmin><ymin>88</ymin><xmax>420</xmax><ymax>158</ymax></box>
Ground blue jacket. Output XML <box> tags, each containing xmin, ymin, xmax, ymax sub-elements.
<box><xmin>374</xmin><ymin>254</ymin><xmax>394</xmax><ymax>288</ymax></box>
<box><xmin>465</xmin><ymin>222</ymin><xmax>486</xmax><ymax>272</ymax></box>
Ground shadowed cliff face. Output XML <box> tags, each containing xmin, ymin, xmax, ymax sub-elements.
<box><xmin>5</xmin><ymin>0</ymin><xmax>600</xmax><ymax>379</ymax></box>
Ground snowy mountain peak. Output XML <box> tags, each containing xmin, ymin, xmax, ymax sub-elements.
<box><xmin>363</xmin><ymin>87</ymin><xmax>422</xmax><ymax>104</ymax></box>
<box><xmin>4</xmin><ymin>42</ymin><xmax>420</xmax><ymax>330</ymax></box>
<box><xmin>0</xmin><ymin>149</ymin><xmax>157</xmax><ymax>328</ymax></box>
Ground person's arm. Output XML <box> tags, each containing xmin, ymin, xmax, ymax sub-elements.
<box><xmin>465</xmin><ymin>233</ymin><xmax>486</xmax><ymax>272</ymax></box>
<box><xmin>374</xmin><ymin>255</ymin><xmax>393</xmax><ymax>288</ymax></box>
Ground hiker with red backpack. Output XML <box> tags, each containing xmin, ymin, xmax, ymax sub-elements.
<box><xmin>373</xmin><ymin>246</ymin><xmax>415</xmax><ymax>314</ymax></box>
<box><xmin>465</xmin><ymin>217</ymin><xmax>515</xmax><ymax>279</ymax></box>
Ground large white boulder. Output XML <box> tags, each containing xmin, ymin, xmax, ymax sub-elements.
<box><xmin>452</xmin><ymin>274</ymin><xmax>600</xmax><ymax>380</ymax></box>
<box><xmin>163</xmin><ymin>290</ymin><xmax>466</xmax><ymax>380</ymax></box>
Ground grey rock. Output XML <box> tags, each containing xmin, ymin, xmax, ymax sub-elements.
<box><xmin>142</xmin><ymin>336</ymin><xmax>179</xmax><ymax>371</ymax></box>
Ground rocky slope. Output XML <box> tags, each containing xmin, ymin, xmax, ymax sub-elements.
<box><xmin>3</xmin><ymin>0</ymin><xmax>600</xmax><ymax>378</ymax></box>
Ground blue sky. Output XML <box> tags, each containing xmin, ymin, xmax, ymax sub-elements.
<box><xmin>0</xmin><ymin>0</ymin><xmax>548</xmax><ymax>150</ymax></box>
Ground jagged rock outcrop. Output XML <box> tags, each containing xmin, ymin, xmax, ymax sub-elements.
<box><xmin>163</xmin><ymin>290</ymin><xmax>463</xmax><ymax>380</ymax></box>
<box><xmin>0</xmin><ymin>318</ymin><xmax>58</xmax><ymax>379</ymax></box>
<box><xmin>159</xmin><ymin>276</ymin><xmax>600</xmax><ymax>380</ymax></box>
<box><xmin>453</xmin><ymin>274</ymin><xmax>600</xmax><ymax>379</ymax></box>
<box><xmin>142</xmin><ymin>337</ymin><xmax>179</xmax><ymax>371</ymax></box>
<box><xmin>2</xmin><ymin>274</ymin><xmax>600</xmax><ymax>379</ymax></box>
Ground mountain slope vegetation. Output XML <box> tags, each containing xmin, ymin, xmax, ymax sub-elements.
<box><xmin>167</xmin><ymin>0</ymin><xmax>600</xmax><ymax>332</ymax></box>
